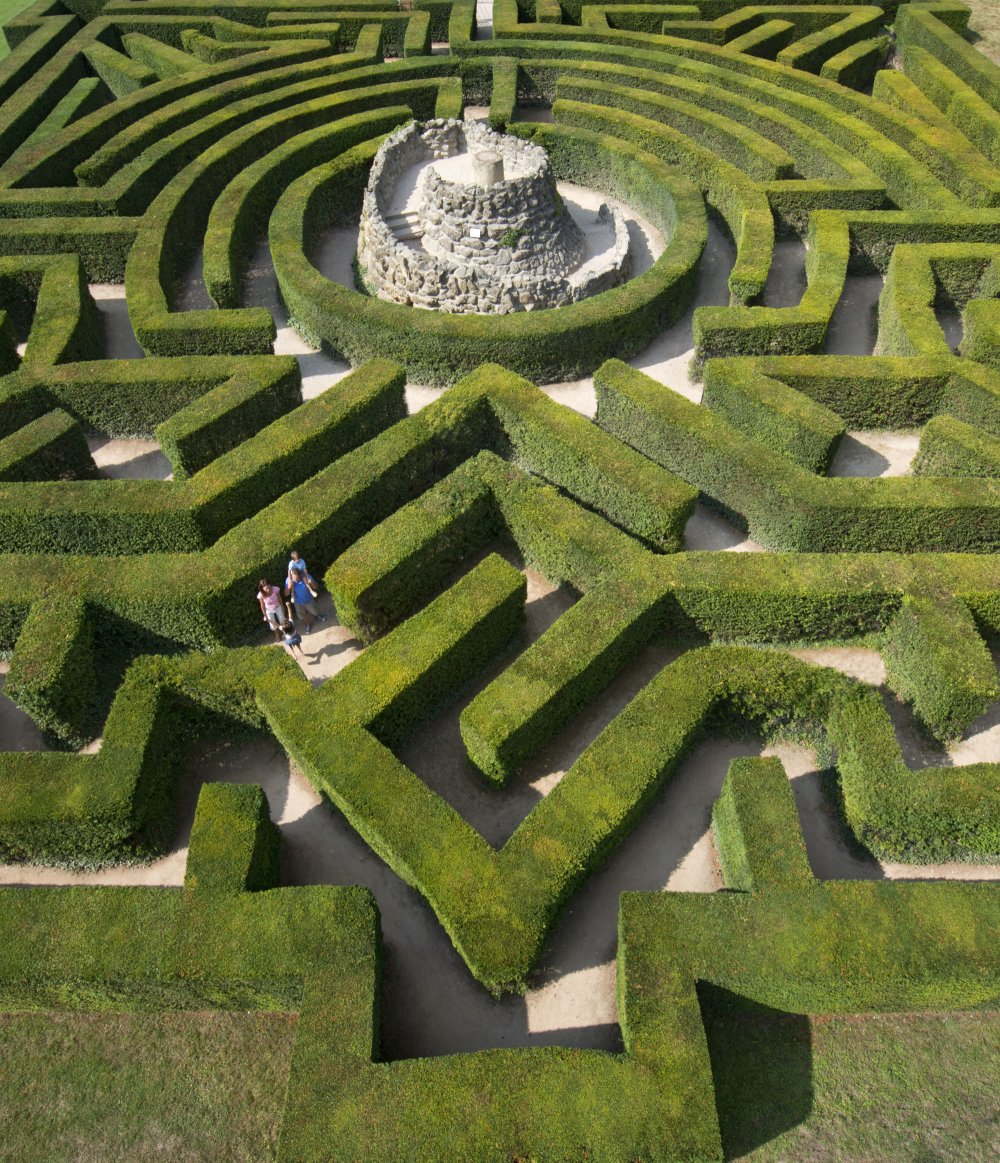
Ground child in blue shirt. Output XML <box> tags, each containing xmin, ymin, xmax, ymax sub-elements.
<box><xmin>286</xmin><ymin>549</ymin><xmax>316</xmax><ymax>589</ymax></box>
<box><xmin>281</xmin><ymin>620</ymin><xmax>306</xmax><ymax>660</ymax></box>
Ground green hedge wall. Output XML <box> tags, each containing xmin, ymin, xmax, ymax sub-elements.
<box><xmin>882</xmin><ymin>594</ymin><xmax>999</xmax><ymax>743</ymax></box>
<box><xmin>0</xmin><ymin>408</ymin><xmax>95</xmax><ymax>482</ymax></box>
<box><xmin>711</xmin><ymin>755</ymin><xmax>814</xmax><ymax>891</ymax></box>
<box><xmin>0</xmin><ymin>254</ymin><xmax>102</xmax><ymax>367</ymax></box>
<box><xmin>0</xmin><ymin>357</ymin><xmax>404</xmax><ymax>554</ymax></box>
<box><xmin>184</xmin><ymin>781</ymin><xmax>281</xmax><ymax>895</ymax></box>
<box><xmin>596</xmin><ymin>358</ymin><xmax>1000</xmax><ymax>553</ymax></box>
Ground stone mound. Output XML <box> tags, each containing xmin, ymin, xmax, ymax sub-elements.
<box><xmin>357</xmin><ymin>119</ymin><xmax>631</xmax><ymax>313</ymax></box>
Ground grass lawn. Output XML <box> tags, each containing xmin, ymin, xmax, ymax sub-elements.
<box><xmin>965</xmin><ymin>0</ymin><xmax>1000</xmax><ymax>66</ymax></box>
<box><xmin>0</xmin><ymin>1011</ymin><xmax>296</xmax><ymax>1162</ymax></box>
<box><xmin>0</xmin><ymin>1001</ymin><xmax>995</xmax><ymax>1159</ymax></box>
<box><xmin>702</xmin><ymin>990</ymin><xmax>1000</xmax><ymax>1162</ymax></box>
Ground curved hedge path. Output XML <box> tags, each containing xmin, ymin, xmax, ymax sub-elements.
<box><xmin>0</xmin><ymin>1</ymin><xmax>999</xmax><ymax>1158</ymax></box>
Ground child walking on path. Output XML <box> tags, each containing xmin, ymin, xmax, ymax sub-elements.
<box><xmin>281</xmin><ymin>619</ymin><xmax>307</xmax><ymax>661</ymax></box>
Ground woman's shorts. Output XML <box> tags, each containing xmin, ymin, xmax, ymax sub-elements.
<box><xmin>265</xmin><ymin>607</ymin><xmax>284</xmax><ymax>628</ymax></box>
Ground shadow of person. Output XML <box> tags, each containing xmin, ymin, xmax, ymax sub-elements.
<box><xmin>306</xmin><ymin>638</ymin><xmax>356</xmax><ymax>664</ymax></box>
<box><xmin>698</xmin><ymin>983</ymin><xmax>813</xmax><ymax>1159</ymax></box>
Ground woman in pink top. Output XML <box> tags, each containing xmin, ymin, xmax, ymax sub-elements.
<box><xmin>256</xmin><ymin>580</ymin><xmax>288</xmax><ymax>643</ymax></box>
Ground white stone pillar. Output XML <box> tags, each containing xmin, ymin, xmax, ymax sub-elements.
<box><xmin>473</xmin><ymin>150</ymin><xmax>504</xmax><ymax>188</ymax></box>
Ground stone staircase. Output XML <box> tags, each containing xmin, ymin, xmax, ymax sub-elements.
<box><xmin>385</xmin><ymin>208</ymin><xmax>423</xmax><ymax>241</ymax></box>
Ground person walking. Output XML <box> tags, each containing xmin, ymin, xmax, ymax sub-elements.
<box><xmin>286</xmin><ymin>566</ymin><xmax>326</xmax><ymax>632</ymax></box>
<box><xmin>256</xmin><ymin>580</ymin><xmax>288</xmax><ymax>643</ymax></box>
<box><xmin>280</xmin><ymin>619</ymin><xmax>307</xmax><ymax>661</ymax></box>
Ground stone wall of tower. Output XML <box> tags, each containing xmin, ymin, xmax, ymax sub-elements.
<box><xmin>357</xmin><ymin>119</ymin><xmax>630</xmax><ymax>315</ymax></box>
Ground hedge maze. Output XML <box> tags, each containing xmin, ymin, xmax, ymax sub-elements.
<box><xmin>0</xmin><ymin>0</ymin><xmax>999</xmax><ymax>1157</ymax></box>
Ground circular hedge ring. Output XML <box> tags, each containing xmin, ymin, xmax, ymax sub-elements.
<box><xmin>270</xmin><ymin>121</ymin><xmax>707</xmax><ymax>384</ymax></box>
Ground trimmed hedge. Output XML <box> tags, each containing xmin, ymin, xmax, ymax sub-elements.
<box><xmin>3</xmin><ymin>387</ymin><xmax>1000</xmax><ymax>748</ymax></box>
<box><xmin>776</xmin><ymin>6</ymin><xmax>883</xmax><ymax>76</ymax></box>
<box><xmin>466</xmin><ymin>19</ymin><xmax>962</xmax><ymax>212</ymax></box>
<box><xmin>460</xmin><ymin>566</ymin><xmax>665</xmax><ymax>784</ymax></box>
<box><xmin>0</xmin><ymin>794</ymin><xmax>714</xmax><ymax>1161</ymax></box>
<box><xmin>691</xmin><ymin>208</ymin><xmax>852</xmax><ymax>364</ymax></box>
<box><xmin>896</xmin><ymin>4</ymin><xmax>1000</xmax><ymax>164</ymax></box>
<box><xmin>325</xmin><ymin>445</ymin><xmax>654</xmax><ymax>644</ymax></box>
<box><xmin>4</xmin><ymin>595</ymin><xmax>99</xmax><ymax>749</ymax></box>
<box><xmin>318</xmin><ymin>552</ymin><xmax>526</xmax><ymax>744</ymax></box>
<box><xmin>869</xmin><ymin>65</ymin><xmax>1000</xmax><ymax>207</ymax></box>
<box><xmin>553</xmin><ymin>72</ymin><xmax>798</xmax><ymax>182</ymax></box>
<box><xmin>201</xmin><ymin>106</ymin><xmax>411</xmax><ymax>309</ymax></box>
<box><xmin>882</xmin><ymin>594</ymin><xmax>999</xmax><ymax>743</ymax></box>
<box><xmin>0</xmin><ymin>253</ymin><xmax>101</xmax><ymax>367</ymax></box>
<box><xmin>0</xmin><ymin>760</ymin><xmax>992</xmax><ymax>1161</ymax></box>
<box><xmin>184</xmin><ymin>781</ymin><xmax>281</xmax><ymax>895</ymax></box>
<box><xmin>120</xmin><ymin>31</ymin><xmax>207</xmax><ymax>80</ymax></box>
<box><xmin>820</xmin><ymin>34</ymin><xmax>889</xmax><ymax>91</ymax></box>
<box><xmin>39</xmin><ymin>37</ymin><xmax>380</xmax><ymax>187</ymax></box>
<box><xmin>915</xmin><ymin>413</ymin><xmax>1000</xmax><ymax>479</ymax></box>
<box><xmin>550</xmin><ymin>95</ymin><xmax>773</xmax><ymax>306</ymax></box>
<box><xmin>154</xmin><ymin>356</ymin><xmax>303</xmax><ymax>478</ymax></box>
<box><xmin>0</xmin><ymin>408</ymin><xmax>96</xmax><ymax>483</ymax></box>
<box><xmin>83</xmin><ymin>40</ymin><xmax>157</xmax><ymax>98</ymax></box>
<box><xmin>0</xmin><ymin>355</ymin><xmax>291</xmax><ymax>438</ymax></box>
<box><xmin>596</xmin><ymin>357</ymin><xmax>1000</xmax><ymax>553</ymax></box>
<box><xmin>124</xmin><ymin>78</ymin><xmax>452</xmax><ymax>356</ymax></box>
<box><xmin>711</xmin><ymin>755</ymin><xmax>813</xmax><ymax>891</ymax></box>
<box><xmin>0</xmin><ymin>218</ymin><xmax>139</xmax><ymax>284</ymax></box>
<box><xmin>291</xmin><ymin>638</ymin><xmax>998</xmax><ymax>994</ymax></box>
<box><xmin>3</xmin><ymin>623</ymin><xmax>997</xmax><ymax>973</ymax></box>
<box><xmin>0</xmin><ymin>358</ymin><xmax>404</xmax><ymax>554</ymax></box>
<box><xmin>487</xmin><ymin>54</ymin><xmax>517</xmax><ymax>128</ymax></box>
<box><xmin>0</xmin><ymin>644</ymin><xmax>290</xmax><ymax>865</ymax></box>
<box><xmin>324</xmin><ymin>362</ymin><xmax>692</xmax><ymax>639</ymax></box>
<box><xmin>626</xmin><ymin>862</ymin><xmax>998</xmax><ymax>1029</ymax></box>
<box><xmin>876</xmin><ymin>243</ymin><xmax>1000</xmax><ymax>359</ymax></box>
<box><xmin>326</xmin><ymin>454</ymin><xmax>500</xmax><ymax>642</ymax></box>
<box><xmin>701</xmin><ymin>357</ymin><xmax>844</xmax><ymax>473</ymax></box>
<box><xmin>962</xmin><ymin>298</ymin><xmax>1000</xmax><ymax>370</ymax></box>
<box><xmin>523</xmin><ymin>53</ymin><xmax>879</xmax><ymax>191</ymax></box>
<box><xmin>1</xmin><ymin>11</ymin><xmax>1000</xmax><ymax>1156</ymax></box>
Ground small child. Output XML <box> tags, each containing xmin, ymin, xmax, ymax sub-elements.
<box><xmin>286</xmin><ymin>549</ymin><xmax>317</xmax><ymax>591</ymax></box>
<box><xmin>281</xmin><ymin>619</ymin><xmax>306</xmax><ymax>660</ymax></box>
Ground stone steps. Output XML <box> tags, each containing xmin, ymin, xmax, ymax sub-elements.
<box><xmin>385</xmin><ymin>208</ymin><xmax>424</xmax><ymax>241</ymax></box>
